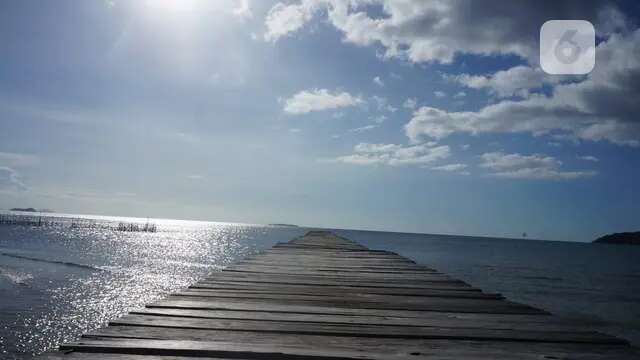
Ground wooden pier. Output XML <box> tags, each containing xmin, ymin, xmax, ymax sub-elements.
<box><xmin>43</xmin><ymin>231</ymin><xmax>639</xmax><ymax>359</ymax></box>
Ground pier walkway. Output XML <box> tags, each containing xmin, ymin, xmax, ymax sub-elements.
<box><xmin>43</xmin><ymin>231</ymin><xmax>639</xmax><ymax>359</ymax></box>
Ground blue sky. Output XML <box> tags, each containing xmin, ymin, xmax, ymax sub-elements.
<box><xmin>1</xmin><ymin>0</ymin><xmax>639</xmax><ymax>241</ymax></box>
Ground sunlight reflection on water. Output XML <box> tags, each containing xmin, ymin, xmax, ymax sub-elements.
<box><xmin>0</xmin><ymin>216</ymin><xmax>307</xmax><ymax>358</ymax></box>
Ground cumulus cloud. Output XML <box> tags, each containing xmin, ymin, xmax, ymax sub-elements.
<box><xmin>284</xmin><ymin>88</ymin><xmax>362</xmax><ymax>114</ymax></box>
<box><xmin>434</xmin><ymin>91</ymin><xmax>446</xmax><ymax>98</ymax></box>
<box><xmin>264</xmin><ymin>0</ymin><xmax>320</xmax><ymax>41</ymax></box>
<box><xmin>480</xmin><ymin>152</ymin><xmax>596</xmax><ymax>180</ymax></box>
<box><xmin>373</xmin><ymin>76</ymin><xmax>384</xmax><ymax>87</ymax></box>
<box><xmin>450</xmin><ymin>66</ymin><xmax>561</xmax><ymax>98</ymax></box>
<box><xmin>333</xmin><ymin>143</ymin><xmax>450</xmax><ymax>166</ymax></box>
<box><xmin>264</xmin><ymin>0</ymin><xmax>611</xmax><ymax>64</ymax></box>
<box><xmin>405</xmin><ymin>29</ymin><xmax>640</xmax><ymax>147</ymax></box>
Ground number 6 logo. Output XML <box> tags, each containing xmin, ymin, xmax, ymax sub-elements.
<box><xmin>540</xmin><ymin>20</ymin><xmax>595</xmax><ymax>75</ymax></box>
<box><xmin>554</xmin><ymin>30</ymin><xmax>581</xmax><ymax>64</ymax></box>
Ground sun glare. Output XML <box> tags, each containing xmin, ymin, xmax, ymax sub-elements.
<box><xmin>144</xmin><ymin>0</ymin><xmax>202</xmax><ymax>13</ymax></box>
<box><xmin>142</xmin><ymin>0</ymin><xmax>247</xmax><ymax>16</ymax></box>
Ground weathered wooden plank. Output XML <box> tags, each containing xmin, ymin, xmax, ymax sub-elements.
<box><xmin>110</xmin><ymin>314</ymin><xmax>624</xmax><ymax>344</ymax></box>
<box><xmin>223</xmin><ymin>265</ymin><xmax>444</xmax><ymax>276</ymax></box>
<box><xmin>174</xmin><ymin>289</ymin><xmax>503</xmax><ymax>303</ymax></box>
<box><xmin>238</xmin><ymin>258</ymin><xmax>432</xmax><ymax>267</ymax></box>
<box><xmin>161</xmin><ymin>295</ymin><xmax>546</xmax><ymax>314</ymax></box>
<box><xmin>183</xmin><ymin>286</ymin><xmax>500</xmax><ymax>299</ymax></box>
<box><xmin>230</xmin><ymin>263</ymin><xmax>437</xmax><ymax>273</ymax></box>
<box><xmin>41</xmin><ymin>353</ymin><xmax>243</xmax><ymax>360</ymax></box>
<box><xmin>150</xmin><ymin>297</ymin><xmax>547</xmax><ymax>316</ymax></box>
<box><xmin>202</xmin><ymin>272</ymin><xmax>469</xmax><ymax>287</ymax></box>
<box><xmin>263</xmin><ymin>249</ymin><xmax>408</xmax><ymax>258</ymax></box>
<box><xmin>130</xmin><ymin>307</ymin><xmax>588</xmax><ymax>332</ymax></box>
<box><xmin>247</xmin><ymin>253</ymin><xmax>417</xmax><ymax>262</ymax></box>
<box><xmin>195</xmin><ymin>279</ymin><xmax>472</xmax><ymax>292</ymax></box>
<box><xmin>60</xmin><ymin>336</ymin><xmax>640</xmax><ymax>360</ymax></box>
<box><xmin>191</xmin><ymin>280</ymin><xmax>480</xmax><ymax>292</ymax></box>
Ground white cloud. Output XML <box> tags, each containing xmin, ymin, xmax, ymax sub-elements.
<box><xmin>578</xmin><ymin>155</ymin><xmax>599</xmax><ymax>162</ymax></box>
<box><xmin>354</xmin><ymin>143</ymin><xmax>402</xmax><ymax>153</ymax></box>
<box><xmin>264</xmin><ymin>1</ymin><xmax>614</xmax><ymax>64</ymax></box>
<box><xmin>403</xmin><ymin>98</ymin><xmax>417</xmax><ymax>110</ymax></box>
<box><xmin>434</xmin><ymin>91</ymin><xmax>446</xmax><ymax>98</ymax></box>
<box><xmin>453</xmin><ymin>91</ymin><xmax>466</xmax><ymax>98</ymax></box>
<box><xmin>405</xmin><ymin>28</ymin><xmax>640</xmax><ymax>147</ymax></box>
<box><xmin>0</xmin><ymin>166</ymin><xmax>27</xmax><ymax>191</ymax></box>
<box><xmin>451</xmin><ymin>66</ymin><xmax>560</xmax><ymax>98</ymax></box>
<box><xmin>405</xmin><ymin>106</ymin><xmax>459</xmax><ymax>141</ymax></box>
<box><xmin>333</xmin><ymin>143</ymin><xmax>450</xmax><ymax>166</ymax></box>
<box><xmin>373</xmin><ymin>76</ymin><xmax>384</xmax><ymax>87</ymax></box>
<box><xmin>283</xmin><ymin>88</ymin><xmax>362</xmax><ymax>114</ymax></box>
<box><xmin>232</xmin><ymin>0</ymin><xmax>252</xmax><ymax>18</ymax></box>
<box><xmin>288</xmin><ymin>128</ymin><xmax>302</xmax><ymax>133</ymax></box>
<box><xmin>370</xmin><ymin>115</ymin><xmax>387</xmax><ymax>124</ymax></box>
<box><xmin>371</xmin><ymin>95</ymin><xmax>397</xmax><ymax>112</ymax></box>
<box><xmin>348</xmin><ymin>124</ymin><xmax>379</xmax><ymax>133</ymax></box>
<box><xmin>480</xmin><ymin>152</ymin><xmax>596</xmax><ymax>180</ymax></box>
<box><xmin>264</xmin><ymin>0</ymin><xmax>319</xmax><ymax>42</ymax></box>
<box><xmin>431</xmin><ymin>163</ymin><xmax>467</xmax><ymax>172</ymax></box>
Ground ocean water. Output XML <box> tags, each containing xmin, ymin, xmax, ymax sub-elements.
<box><xmin>0</xmin><ymin>213</ymin><xmax>639</xmax><ymax>358</ymax></box>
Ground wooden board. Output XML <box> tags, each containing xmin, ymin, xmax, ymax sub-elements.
<box><xmin>39</xmin><ymin>231</ymin><xmax>639</xmax><ymax>359</ymax></box>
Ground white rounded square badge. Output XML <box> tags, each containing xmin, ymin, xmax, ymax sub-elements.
<box><xmin>540</xmin><ymin>20</ymin><xmax>595</xmax><ymax>75</ymax></box>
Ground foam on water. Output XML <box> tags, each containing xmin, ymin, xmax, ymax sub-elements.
<box><xmin>0</xmin><ymin>267</ymin><xmax>33</xmax><ymax>286</ymax></box>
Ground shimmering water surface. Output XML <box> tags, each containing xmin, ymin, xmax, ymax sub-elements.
<box><xmin>1</xmin><ymin>213</ymin><xmax>639</xmax><ymax>358</ymax></box>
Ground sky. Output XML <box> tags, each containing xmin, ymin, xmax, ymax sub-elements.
<box><xmin>1</xmin><ymin>0</ymin><xmax>639</xmax><ymax>242</ymax></box>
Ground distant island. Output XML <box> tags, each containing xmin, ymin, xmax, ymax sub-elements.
<box><xmin>593</xmin><ymin>232</ymin><xmax>640</xmax><ymax>245</ymax></box>
<box><xmin>268</xmin><ymin>223</ymin><xmax>299</xmax><ymax>227</ymax></box>
<box><xmin>9</xmin><ymin>208</ymin><xmax>53</xmax><ymax>213</ymax></box>
<box><xmin>10</xmin><ymin>207</ymin><xmax>38</xmax><ymax>212</ymax></box>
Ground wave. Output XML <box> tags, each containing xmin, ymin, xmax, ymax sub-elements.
<box><xmin>0</xmin><ymin>267</ymin><xmax>33</xmax><ymax>285</ymax></box>
<box><xmin>0</xmin><ymin>252</ymin><xmax>105</xmax><ymax>272</ymax></box>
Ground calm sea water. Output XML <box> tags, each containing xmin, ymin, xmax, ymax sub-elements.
<box><xmin>0</xmin><ymin>213</ymin><xmax>639</xmax><ymax>358</ymax></box>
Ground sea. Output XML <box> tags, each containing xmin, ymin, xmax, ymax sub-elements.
<box><xmin>0</xmin><ymin>212</ymin><xmax>639</xmax><ymax>358</ymax></box>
